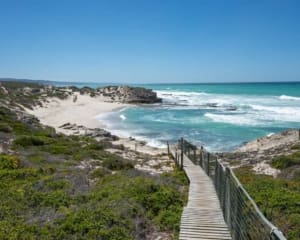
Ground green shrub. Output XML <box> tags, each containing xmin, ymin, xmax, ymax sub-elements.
<box><xmin>0</xmin><ymin>168</ymin><xmax>39</xmax><ymax>180</ymax></box>
<box><xmin>161</xmin><ymin>166</ymin><xmax>189</xmax><ymax>186</ymax></box>
<box><xmin>0</xmin><ymin>154</ymin><xmax>20</xmax><ymax>170</ymax></box>
<box><xmin>291</xmin><ymin>144</ymin><xmax>300</xmax><ymax>150</ymax></box>
<box><xmin>43</xmin><ymin>179</ymin><xmax>72</xmax><ymax>191</ymax></box>
<box><xmin>27</xmin><ymin>154</ymin><xmax>46</xmax><ymax>164</ymax></box>
<box><xmin>86</xmin><ymin>143</ymin><xmax>104</xmax><ymax>151</ymax></box>
<box><xmin>235</xmin><ymin>167</ymin><xmax>300</xmax><ymax>239</ymax></box>
<box><xmin>102</xmin><ymin>155</ymin><xmax>134</xmax><ymax>170</ymax></box>
<box><xmin>154</xmin><ymin>205</ymin><xmax>182</xmax><ymax>232</ymax></box>
<box><xmin>46</xmin><ymin>145</ymin><xmax>71</xmax><ymax>155</ymax></box>
<box><xmin>0</xmin><ymin>123</ymin><xmax>12</xmax><ymax>133</ymax></box>
<box><xmin>272</xmin><ymin>152</ymin><xmax>300</xmax><ymax>169</ymax></box>
<box><xmin>14</xmin><ymin>136</ymin><xmax>49</xmax><ymax>147</ymax></box>
<box><xmin>0</xmin><ymin>103</ymin><xmax>187</xmax><ymax>239</ymax></box>
<box><xmin>90</xmin><ymin>168</ymin><xmax>111</xmax><ymax>179</ymax></box>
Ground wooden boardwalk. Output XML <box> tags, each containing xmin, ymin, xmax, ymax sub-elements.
<box><xmin>170</xmin><ymin>148</ymin><xmax>232</xmax><ymax>240</ymax></box>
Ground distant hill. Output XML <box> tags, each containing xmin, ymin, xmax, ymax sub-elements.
<box><xmin>0</xmin><ymin>77</ymin><xmax>73</xmax><ymax>85</ymax></box>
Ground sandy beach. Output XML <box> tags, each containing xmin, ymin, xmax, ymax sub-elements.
<box><xmin>26</xmin><ymin>94</ymin><xmax>129</xmax><ymax>134</ymax></box>
<box><xmin>26</xmin><ymin>93</ymin><xmax>167</xmax><ymax>156</ymax></box>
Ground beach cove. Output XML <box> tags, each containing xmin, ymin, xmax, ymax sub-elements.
<box><xmin>96</xmin><ymin>82</ymin><xmax>300</xmax><ymax>151</ymax></box>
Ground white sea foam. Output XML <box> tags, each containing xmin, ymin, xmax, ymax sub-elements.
<box><xmin>279</xmin><ymin>95</ymin><xmax>300</xmax><ymax>101</ymax></box>
<box><xmin>97</xmin><ymin>88</ymin><xmax>300</xmax><ymax>151</ymax></box>
<box><xmin>97</xmin><ymin>114</ymin><xmax>167</xmax><ymax>149</ymax></box>
<box><xmin>249</xmin><ymin>105</ymin><xmax>300</xmax><ymax>121</ymax></box>
<box><xmin>156</xmin><ymin>90</ymin><xmax>234</xmax><ymax>108</ymax></box>
<box><xmin>156</xmin><ymin>90</ymin><xmax>282</xmax><ymax>110</ymax></box>
<box><xmin>204</xmin><ymin>113</ymin><xmax>260</xmax><ymax>126</ymax></box>
<box><xmin>109</xmin><ymin>128</ymin><xmax>166</xmax><ymax>148</ymax></box>
<box><xmin>145</xmin><ymin>138</ymin><xmax>166</xmax><ymax>148</ymax></box>
<box><xmin>120</xmin><ymin>114</ymin><xmax>126</xmax><ymax>120</ymax></box>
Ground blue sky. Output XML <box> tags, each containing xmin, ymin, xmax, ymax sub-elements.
<box><xmin>0</xmin><ymin>0</ymin><xmax>299</xmax><ymax>83</ymax></box>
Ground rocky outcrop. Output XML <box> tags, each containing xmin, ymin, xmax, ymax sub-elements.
<box><xmin>96</xmin><ymin>86</ymin><xmax>162</xmax><ymax>104</ymax></box>
<box><xmin>217</xmin><ymin>129</ymin><xmax>300</xmax><ymax>177</ymax></box>
<box><xmin>235</xmin><ymin>129</ymin><xmax>300</xmax><ymax>152</ymax></box>
<box><xmin>59</xmin><ymin>123</ymin><xmax>119</xmax><ymax>141</ymax></box>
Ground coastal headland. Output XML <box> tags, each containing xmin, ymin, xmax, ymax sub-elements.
<box><xmin>1</xmin><ymin>80</ymin><xmax>299</xmax><ymax>238</ymax></box>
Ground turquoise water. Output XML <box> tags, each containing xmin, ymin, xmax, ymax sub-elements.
<box><xmin>97</xmin><ymin>82</ymin><xmax>300</xmax><ymax>152</ymax></box>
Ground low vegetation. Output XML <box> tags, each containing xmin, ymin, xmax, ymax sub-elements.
<box><xmin>0</xmin><ymin>103</ymin><xmax>188</xmax><ymax>239</ymax></box>
<box><xmin>0</xmin><ymin>81</ymin><xmax>72</xmax><ymax>110</ymax></box>
<box><xmin>235</xmin><ymin>164</ymin><xmax>300</xmax><ymax>240</ymax></box>
<box><xmin>271</xmin><ymin>152</ymin><xmax>300</xmax><ymax>169</ymax></box>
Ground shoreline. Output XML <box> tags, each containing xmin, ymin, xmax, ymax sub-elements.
<box><xmin>25</xmin><ymin>91</ymin><xmax>300</xmax><ymax>160</ymax></box>
<box><xmin>26</xmin><ymin>94</ymin><xmax>129</xmax><ymax>134</ymax></box>
<box><xmin>26</xmin><ymin>93</ymin><xmax>167</xmax><ymax>156</ymax></box>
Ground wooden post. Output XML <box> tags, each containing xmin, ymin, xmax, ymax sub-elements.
<box><xmin>214</xmin><ymin>157</ymin><xmax>218</xmax><ymax>187</ymax></box>
<box><xmin>200</xmin><ymin>146</ymin><xmax>203</xmax><ymax>168</ymax></box>
<box><xmin>167</xmin><ymin>141</ymin><xmax>170</xmax><ymax>155</ymax></box>
<box><xmin>235</xmin><ymin>185</ymin><xmax>242</xmax><ymax>240</ymax></box>
<box><xmin>193</xmin><ymin>148</ymin><xmax>196</xmax><ymax>163</ymax></box>
<box><xmin>225</xmin><ymin>167</ymin><xmax>231</xmax><ymax>229</ymax></box>
<box><xmin>180</xmin><ymin>138</ymin><xmax>184</xmax><ymax>170</ymax></box>
<box><xmin>207</xmin><ymin>152</ymin><xmax>210</xmax><ymax>176</ymax></box>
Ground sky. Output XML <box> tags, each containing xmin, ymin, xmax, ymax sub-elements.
<box><xmin>0</xmin><ymin>0</ymin><xmax>299</xmax><ymax>83</ymax></box>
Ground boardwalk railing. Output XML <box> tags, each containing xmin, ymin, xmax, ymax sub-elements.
<box><xmin>168</xmin><ymin>138</ymin><xmax>286</xmax><ymax>240</ymax></box>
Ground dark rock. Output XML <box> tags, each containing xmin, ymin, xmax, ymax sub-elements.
<box><xmin>207</xmin><ymin>103</ymin><xmax>218</xmax><ymax>108</ymax></box>
<box><xmin>59</xmin><ymin>122</ymin><xmax>71</xmax><ymax>128</ymax></box>
<box><xmin>97</xmin><ymin>86</ymin><xmax>162</xmax><ymax>104</ymax></box>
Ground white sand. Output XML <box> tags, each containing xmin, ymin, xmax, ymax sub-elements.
<box><xmin>113</xmin><ymin>138</ymin><xmax>166</xmax><ymax>155</ymax></box>
<box><xmin>26</xmin><ymin>93</ymin><xmax>128</xmax><ymax>134</ymax></box>
<box><xmin>26</xmin><ymin>93</ymin><xmax>168</xmax><ymax>156</ymax></box>
<box><xmin>252</xmin><ymin>161</ymin><xmax>280</xmax><ymax>177</ymax></box>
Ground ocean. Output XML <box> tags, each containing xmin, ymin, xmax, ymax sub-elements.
<box><xmin>65</xmin><ymin>82</ymin><xmax>300</xmax><ymax>152</ymax></box>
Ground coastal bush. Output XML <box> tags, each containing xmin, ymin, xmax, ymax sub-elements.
<box><xmin>0</xmin><ymin>163</ymin><xmax>186</xmax><ymax>239</ymax></box>
<box><xmin>0</xmin><ymin>107</ymin><xmax>12</xmax><ymax>119</ymax></box>
<box><xmin>0</xmin><ymin>169</ymin><xmax>186</xmax><ymax>239</ymax></box>
<box><xmin>0</xmin><ymin>104</ymin><xmax>188</xmax><ymax>239</ymax></box>
<box><xmin>161</xmin><ymin>166</ymin><xmax>189</xmax><ymax>186</ymax></box>
<box><xmin>90</xmin><ymin>167</ymin><xmax>111</xmax><ymax>179</ymax></box>
<box><xmin>154</xmin><ymin>205</ymin><xmax>182</xmax><ymax>232</ymax></box>
<box><xmin>235</xmin><ymin>167</ymin><xmax>300</xmax><ymax>239</ymax></box>
<box><xmin>0</xmin><ymin>123</ymin><xmax>12</xmax><ymax>133</ymax></box>
<box><xmin>271</xmin><ymin>152</ymin><xmax>300</xmax><ymax>169</ymax></box>
<box><xmin>86</xmin><ymin>142</ymin><xmax>104</xmax><ymax>151</ymax></box>
<box><xmin>27</xmin><ymin>153</ymin><xmax>46</xmax><ymax>164</ymax></box>
<box><xmin>0</xmin><ymin>107</ymin><xmax>26</xmax><ymax>134</ymax></box>
<box><xmin>91</xmin><ymin>172</ymin><xmax>187</xmax><ymax>236</ymax></box>
<box><xmin>0</xmin><ymin>154</ymin><xmax>20</xmax><ymax>170</ymax></box>
<box><xmin>291</xmin><ymin>144</ymin><xmax>300</xmax><ymax>150</ymax></box>
<box><xmin>14</xmin><ymin>136</ymin><xmax>52</xmax><ymax>147</ymax></box>
<box><xmin>102</xmin><ymin>154</ymin><xmax>134</xmax><ymax>170</ymax></box>
<box><xmin>0</xmin><ymin>168</ymin><xmax>40</xmax><ymax>180</ymax></box>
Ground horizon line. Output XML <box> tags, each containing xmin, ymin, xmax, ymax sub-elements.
<box><xmin>0</xmin><ymin>77</ymin><xmax>300</xmax><ymax>85</ymax></box>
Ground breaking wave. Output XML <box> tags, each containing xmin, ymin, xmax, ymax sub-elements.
<box><xmin>97</xmin><ymin>84</ymin><xmax>300</xmax><ymax>152</ymax></box>
<box><xmin>279</xmin><ymin>95</ymin><xmax>300</xmax><ymax>101</ymax></box>
<box><xmin>204</xmin><ymin>113</ymin><xmax>260</xmax><ymax>126</ymax></box>
<box><xmin>120</xmin><ymin>114</ymin><xmax>126</xmax><ymax>120</ymax></box>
